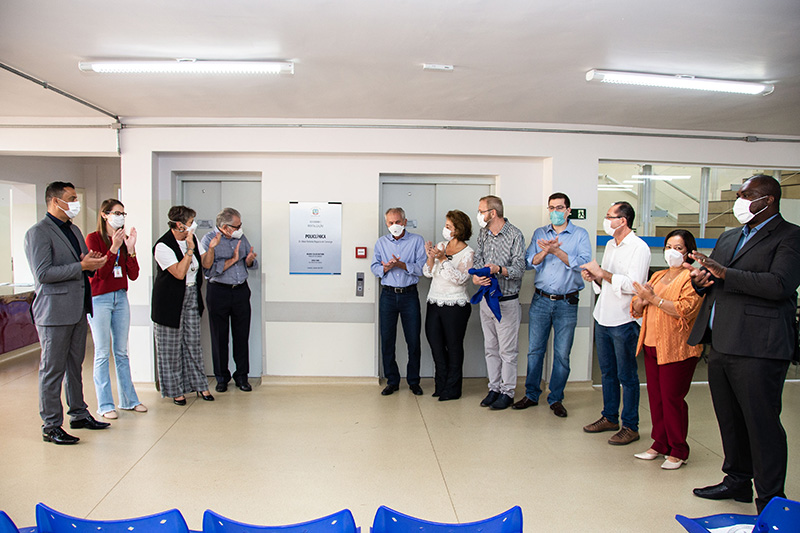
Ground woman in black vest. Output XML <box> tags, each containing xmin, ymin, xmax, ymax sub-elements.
<box><xmin>152</xmin><ymin>205</ymin><xmax>214</xmax><ymax>405</ymax></box>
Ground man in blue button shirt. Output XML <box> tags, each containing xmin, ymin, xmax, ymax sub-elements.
<box><xmin>201</xmin><ymin>207</ymin><xmax>258</xmax><ymax>393</ymax></box>
<box><xmin>371</xmin><ymin>207</ymin><xmax>427</xmax><ymax>396</ymax></box>
<box><xmin>513</xmin><ymin>193</ymin><xmax>591</xmax><ymax>418</ymax></box>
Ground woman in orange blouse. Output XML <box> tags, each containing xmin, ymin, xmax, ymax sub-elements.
<box><xmin>630</xmin><ymin>229</ymin><xmax>703</xmax><ymax>470</ymax></box>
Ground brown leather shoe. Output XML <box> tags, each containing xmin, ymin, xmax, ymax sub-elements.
<box><xmin>550</xmin><ymin>402</ymin><xmax>568</xmax><ymax>418</ymax></box>
<box><xmin>583</xmin><ymin>416</ymin><xmax>620</xmax><ymax>433</ymax></box>
<box><xmin>512</xmin><ymin>396</ymin><xmax>538</xmax><ymax>410</ymax></box>
<box><xmin>608</xmin><ymin>427</ymin><xmax>640</xmax><ymax>445</ymax></box>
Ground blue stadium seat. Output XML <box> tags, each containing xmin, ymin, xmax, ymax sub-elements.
<box><xmin>370</xmin><ymin>506</ymin><xmax>522</xmax><ymax>533</ymax></box>
<box><xmin>1</xmin><ymin>511</ymin><xmax>36</xmax><ymax>533</ymax></box>
<box><xmin>676</xmin><ymin>496</ymin><xmax>800</xmax><ymax>532</ymax></box>
<box><xmin>202</xmin><ymin>509</ymin><xmax>358</xmax><ymax>533</ymax></box>
<box><xmin>35</xmin><ymin>504</ymin><xmax>189</xmax><ymax>533</ymax></box>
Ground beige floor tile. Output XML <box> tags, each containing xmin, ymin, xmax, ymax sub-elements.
<box><xmin>1</xmin><ymin>344</ymin><xmax>799</xmax><ymax>532</ymax></box>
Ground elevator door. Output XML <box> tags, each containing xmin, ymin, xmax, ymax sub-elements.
<box><xmin>182</xmin><ymin>178</ymin><xmax>263</xmax><ymax>379</ymax></box>
<box><xmin>380</xmin><ymin>180</ymin><xmax>493</xmax><ymax>379</ymax></box>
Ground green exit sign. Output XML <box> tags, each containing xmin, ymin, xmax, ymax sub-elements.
<box><xmin>569</xmin><ymin>208</ymin><xmax>586</xmax><ymax>220</ymax></box>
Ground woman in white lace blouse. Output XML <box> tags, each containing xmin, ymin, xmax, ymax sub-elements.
<box><xmin>423</xmin><ymin>210</ymin><xmax>474</xmax><ymax>401</ymax></box>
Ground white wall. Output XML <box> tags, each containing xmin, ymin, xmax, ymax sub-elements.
<box><xmin>4</xmin><ymin>120</ymin><xmax>800</xmax><ymax>386</ymax></box>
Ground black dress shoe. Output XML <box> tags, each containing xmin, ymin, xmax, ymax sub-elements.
<box><xmin>693</xmin><ymin>482</ymin><xmax>753</xmax><ymax>503</ymax></box>
<box><xmin>43</xmin><ymin>427</ymin><xmax>79</xmax><ymax>445</ymax></box>
<box><xmin>69</xmin><ymin>415</ymin><xmax>110</xmax><ymax>430</ymax></box>
<box><xmin>236</xmin><ymin>382</ymin><xmax>252</xmax><ymax>392</ymax></box>
<box><xmin>490</xmin><ymin>394</ymin><xmax>513</xmax><ymax>410</ymax></box>
<box><xmin>381</xmin><ymin>384</ymin><xmax>400</xmax><ymax>396</ymax></box>
<box><xmin>197</xmin><ymin>391</ymin><xmax>215</xmax><ymax>401</ymax></box>
<box><xmin>512</xmin><ymin>396</ymin><xmax>538</xmax><ymax>410</ymax></box>
<box><xmin>173</xmin><ymin>396</ymin><xmax>187</xmax><ymax>406</ymax></box>
<box><xmin>550</xmin><ymin>402</ymin><xmax>568</xmax><ymax>418</ymax></box>
<box><xmin>480</xmin><ymin>391</ymin><xmax>500</xmax><ymax>407</ymax></box>
<box><xmin>215</xmin><ymin>382</ymin><xmax>228</xmax><ymax>393</ymax></box>
<box><xmin>438</xmin><ymin>395</ymin><xmax>460</xmax><ymax>401</ymax></box>
<box><xmin>409</xmin><ymin>384</ymin><xmax>423</xmax><ymax>396</ymax></box>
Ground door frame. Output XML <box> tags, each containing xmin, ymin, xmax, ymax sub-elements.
<box><xmin>174</xmin><ymin>171</ymin><xmax>264</xmax><ymax>381</ymax></box>
<box><xmin>377</xmin><ymin>173</ymin><xmax>496</xmax><ymax>380</ymax></box>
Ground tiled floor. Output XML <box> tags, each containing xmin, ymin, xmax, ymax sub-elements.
<box><xmin>1</xmin><ymin>344</ymin><xmax>798</xmax><ymax>532</ymax></box>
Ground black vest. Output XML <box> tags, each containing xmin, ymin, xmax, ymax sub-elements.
<box><xmin>151</xmin><ymin>230</ymin><xmax>204</xmax><ymax>328</ymax></box>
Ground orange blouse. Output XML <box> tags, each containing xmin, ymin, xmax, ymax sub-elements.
<box><xmin>630</xmin><ymin>268</ymin><xmax>704</xmax><ymax>364</ymax></box>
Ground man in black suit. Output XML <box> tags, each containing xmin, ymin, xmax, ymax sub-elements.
<box><xmin>686</xmin><ymin>174</ymin><xmax>800</xmax><ymax>513</ymax></box>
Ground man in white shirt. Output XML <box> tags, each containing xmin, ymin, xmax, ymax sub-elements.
<box><xmin>581</xmin><ymin>201</ymin><xmax>651</xmax><ymax>445</ymax></box>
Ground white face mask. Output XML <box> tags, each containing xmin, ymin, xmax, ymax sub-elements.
<box><xmin>442</xmin><ymin>227</ymin><xmax>453</xmax><ymax>241</ymax></box>
<box><xmin>388</xmin><ymin>224</ymin><xmax>405</xmax><ymax>238</ymax></box>
<box><xmin>733</xmin><ymin>195</ymin><xmax>768</xmax><ymax>225</ymax></box>
<box><xmin>477</xmin><ymin>211</ymin><xmax>488</xmax><ymax>229</ymax></box>
<box><xmin>664</xmin><ymin>248</ymin><xmax>685</xmax><ymax>268</ymax></box>
<box><xmin>108</xmin><ymin>214</ymin><xmax>125</xmax><ymax>229</ymax></box>
<box><xmin>59</xmin><ymin>199</ymin><xmax>81</xmax><ymax>219</ymax></box>
<box><xmin>230</xmin><ymin>228</ymin><xmax>243</xmax><ymax>239</ymax></box>
<box><xmin>173</xmin><ymin>220</ymin><xmax>197</xmax><ymax>233</ymax></box>
<box><xmin>602</xmin><ymin>218</ymin><xmax>618</xmax><ymax>236</ymax></box>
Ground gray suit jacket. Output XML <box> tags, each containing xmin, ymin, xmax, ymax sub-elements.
<box><xmin>25</xmin><ymin>215</ymin><xmax>90</xmax><ymax>326</ymax></box>
<box><xmin>688</xmin><ymin>214</ymin><xmax>800</xmax><ymax>361</ymax></box>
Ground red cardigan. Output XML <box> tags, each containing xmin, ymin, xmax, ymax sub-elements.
<box><xmin>85</xmin><ymin>231</ymin><xmax>140</xmax><ymax>296</ymax></box>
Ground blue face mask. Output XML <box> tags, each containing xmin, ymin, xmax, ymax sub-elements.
<box><xmin>549</xmin><ymin>210</ymin><xmax>566</xmax><ymax>226</ymax></box>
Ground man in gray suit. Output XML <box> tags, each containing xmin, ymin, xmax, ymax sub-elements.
<box><xmin>686</xmin><ymin>175</ymin><xmax>800</xmax><ymax>512</ymax></box>
<box><xmin>25</xmin><ymin>181</ymin><xmax>110</xmax><ymax>445</ymax></box>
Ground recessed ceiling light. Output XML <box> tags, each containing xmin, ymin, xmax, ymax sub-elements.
<box><xmin>422</xmin><ymin>64</ymin><xmax>454</xmax><ymax>71</ymax></box>
<box><xmin>78</xmin><ymin>59</ymin><xmax>294</xmax><ymax>74</ymax></box>
<box><xmin>586</xmin><ymin>69</ymin><xmax>773</xmax><ymax>96</ymax></box>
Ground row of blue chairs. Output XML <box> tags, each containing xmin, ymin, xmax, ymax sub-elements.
<box><xmin>1</xmin><ymin>504</ymin><xmax>523</xmax><ymax>533</ymax></box>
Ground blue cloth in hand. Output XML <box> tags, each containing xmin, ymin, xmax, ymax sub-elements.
<box><xmin>469</xmin><ymin>267</ymin><xmax>502</xmax><ymax>321</ymax></box>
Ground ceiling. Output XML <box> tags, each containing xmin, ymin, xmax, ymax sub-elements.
<box><xmin>2</xmin><ymin>0</ymin><xmax>800</xmax><ymax>136</ymax></box>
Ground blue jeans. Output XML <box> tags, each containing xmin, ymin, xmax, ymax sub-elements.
<box><xmin>379</xmin><ymin>287</ymin><xmax>422</xmax><ymax>386</ymax></box>
<box><xmin>88</xmin><ymin>290</ymin><xmax>140</xmax><ymax>413</ymax></box>
<box><xmin>595</xmin><ymin>320</ymin><xmax>640</xmax><ymax>431</ymax></box>
<box><xmin>525</xmin><ymin>293</ymin><xmax>578</xmax><ymax>405</ymax></box>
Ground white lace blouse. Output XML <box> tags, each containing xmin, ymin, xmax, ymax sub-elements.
<box><xmin>423</xmin><ymin>242</ymin><xmax>474</xmax><ymax>306</ymax></box>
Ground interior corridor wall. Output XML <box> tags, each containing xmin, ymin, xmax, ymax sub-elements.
<box><xmin>4</xmin><ymin>121</ymin><xmax>800</xmax><ymax>386</ymax></box>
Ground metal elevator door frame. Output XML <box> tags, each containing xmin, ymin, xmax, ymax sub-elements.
<box><xmin>379</xmin><ymin>174</ymin><xmax>495</xmax><ymax>380</ymax></box>
<box><xmin>176</xmin><ymin>172</ymin><xmax>264</xmax><ymax>381</ymax></box>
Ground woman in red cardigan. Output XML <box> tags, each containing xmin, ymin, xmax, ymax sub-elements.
<box><xmin>85</xmin><ymin>199</ymin><xmax>146</xmax><ymax>419</ymax></box>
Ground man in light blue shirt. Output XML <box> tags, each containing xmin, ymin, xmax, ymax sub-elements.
<box><xmin>370</xmin><ymin>207</ymin><xmax>427</xmax><ymax>396</ymax></box>
<box><xmin>513</xmin><ymin>193</ymin><xmax>591</xmax><ymax>418</ymax></box>
<box><xmin>201</xmin><ymin>207</ymin><xmax>258</xmax><ymax>392</ymax></box>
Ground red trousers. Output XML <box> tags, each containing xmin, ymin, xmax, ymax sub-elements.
<box><xmin>643</xmin><ymin>346</ymin><xmax>699</xmax><ymax>460</ymax></box>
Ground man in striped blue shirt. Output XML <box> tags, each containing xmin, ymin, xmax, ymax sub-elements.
<box><xmin>472</xmin><ymin>195</ymin><xmax>527</xmax><ymax>410</ymax></box>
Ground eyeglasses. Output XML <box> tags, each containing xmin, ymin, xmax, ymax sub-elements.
<box><xmin>226</xmin><ymin>223</ymin><xmax>242</xmax><ymax>230</ymax></box>
<box><xmin>604</xmin><ymin>215</ymin><xmax>624</xmax><ymax>220</ymax></box>
<box><xmin>107</xmin><ymin>211</ymin><xmax>127</xmax><ymax>216</ymax></box>
<box><xmin>547</xmin><ymin>205</ymin><xmax>567</xmax><ymax>212</ymax></box>
<box><xmin>478</xmin><ymin>209</ymin><xmax>493</xmax><ymax>214</ymax></box>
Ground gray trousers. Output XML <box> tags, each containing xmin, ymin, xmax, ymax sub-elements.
<box><xmin>479</xmin><ymin>298</ymin><xmax>521</xmax><ymax>397</ymax></box>
<box><xmin>37</xmin><ymin>317</ymin><xmax>90</xmax><ymax>429</ymax></box>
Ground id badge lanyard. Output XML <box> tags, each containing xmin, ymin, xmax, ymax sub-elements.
<box><xmin>113</xmin><ymin>250</ymin><xmax>123</xmax><ymax>278</ymax></box>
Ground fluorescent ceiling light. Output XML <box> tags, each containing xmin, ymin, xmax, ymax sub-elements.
<box><xmin>598</xmin><ymin>185</ymin><xmax>633</xmax><ymax>191</ymax></box>
<box><xmin>586</xmin><ymin>69</ymin><xmax>773</xmax><ymax>96</ymax></box>
<box><xmin>623</xmin><ymin>179</ymin><xmax>645</xmax><ymax>184</ymax></box>
<box><xmin>631</xmin><ymin>175</ymin><xmax>692</xmax><ymax>181</ymax></box>
<box><xmin>79</xmin><ymin>59</ymin><xmax>294</xmax><ymax>74</ymax></box>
